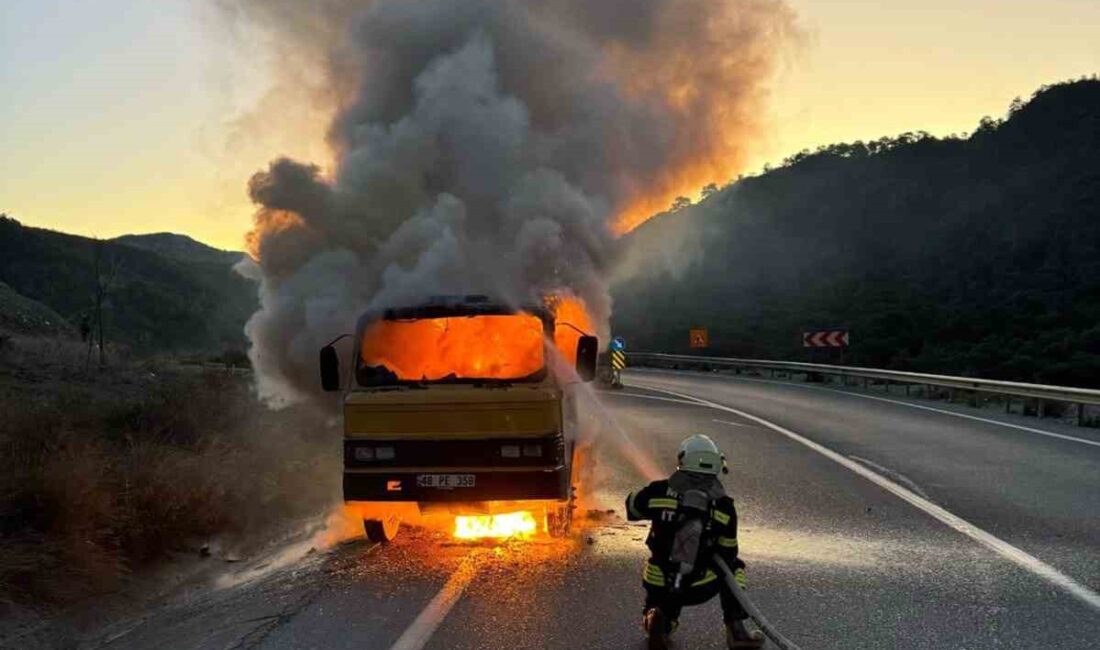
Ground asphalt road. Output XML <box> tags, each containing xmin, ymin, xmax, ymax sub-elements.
<box><xmin>26</xmin><ymin>368</ymin><xmax>1100</xmax><ymax>650</ymax></box>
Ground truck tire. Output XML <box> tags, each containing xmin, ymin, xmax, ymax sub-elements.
<box><xmin>547</xmin><ymin>479</ymin><xmax>577</xmax><ymax>537</ymax></box>
<box><xmin>547</xmin><ymin>502</ymin><xmax>573</xmax><ymax>537</ymax></box>
<box><xmin>364</xmin><ymin>514</ymin><xmax>400</xmax><ymax>543</ymax></box>
<box><xmin>548</xmin><ymin>444</ymin><xmax>580</xmax><ymax>537</ymax></box>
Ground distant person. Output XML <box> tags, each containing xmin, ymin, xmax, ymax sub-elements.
<box><xmin>626</xmin><ymin>435</ymin><xmax>765</xmax><ymax>649</ymax></box>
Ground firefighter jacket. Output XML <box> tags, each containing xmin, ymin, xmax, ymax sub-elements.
<box><xmin>625</xmin><ymin>471</ymin><xmax>744</xmax><ymax>589</ymax></box>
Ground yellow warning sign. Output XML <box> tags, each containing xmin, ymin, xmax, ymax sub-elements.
<box><xmin>610</xmin><ymin>350</ymin><xmax>626</xmax><ymax>370</ymax></box>
<box><xmin>689</xmin><ymin>328</ymin><xmax>709</xmax><ymax>349</ymax></box>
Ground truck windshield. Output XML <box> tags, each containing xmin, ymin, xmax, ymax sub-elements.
<box><xmin>357</xmin><ymin>313</ymin><xmax>547</xmax><ymax>385</ymax></box>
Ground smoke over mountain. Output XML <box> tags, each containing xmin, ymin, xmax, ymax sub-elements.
<box><xmin>224</xmin><ymin>0</ymin><xmax>798</xmax><ymax>405</ymax></box>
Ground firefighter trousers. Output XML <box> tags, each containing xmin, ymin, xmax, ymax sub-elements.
<box><xmin>644</xmin><ymin>578</ymin><xmax>748</xmax><ymax>626</ymax></box>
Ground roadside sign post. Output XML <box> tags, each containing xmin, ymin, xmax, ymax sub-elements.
<box><xmin>609</xmin><ymin>336</ymin><xmax>626</xmax><ymax>388</ymax></box>
<box><xmin>690</xmin><ymin>328</ymin><xmax>709</xmax><ymax>349</ymax></box>
<box><xmin>802</xmin><ymin>328</ymin><xmax>850</xmax><ymax>365</ymax></box>
<box><xmin>801</xmin><ymin>330</ymin><xmax>850</xmax><ymax>348</ymax></box>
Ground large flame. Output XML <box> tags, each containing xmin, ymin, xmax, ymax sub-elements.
<box><xmin>549</xmin><ymin>295</ymin><xmax>595</xmax><ymax>366</ymax></box>
<box><xmin>357</xmin><ymin>298</ymin><xmax>596</xmax><ymax>383</ymax></box>
<box><xmin>454</xmin><ymin>511</ymin><xmax>539</xmax><ymax>540</ymax></box>
<box><xmin>360</xmin><ymin>313</ymin><xmax>545</xmax><ymax>381</ymax></box>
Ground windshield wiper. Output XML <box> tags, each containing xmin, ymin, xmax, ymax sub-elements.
<box><xmin>471</xmin><ymin>379</ymin><xmax>513</xmax><ymax>388</ymax></box>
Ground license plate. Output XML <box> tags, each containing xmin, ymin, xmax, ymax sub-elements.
<box><xmin>416</xmin><ymin>474</ymin><xmax>476</xmax><ymax>490</ymax></box>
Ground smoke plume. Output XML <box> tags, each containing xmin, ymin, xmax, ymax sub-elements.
<box><xmin>224</xmin><ymin>0</ymin><xmax>798</xmax><ymax>405</ymax></box>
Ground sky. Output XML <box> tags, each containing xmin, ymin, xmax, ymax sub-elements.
<box><xmin>1</xmin><ymin>0</ymin><xmax>1097</xmax><ymax>251</ymax></box>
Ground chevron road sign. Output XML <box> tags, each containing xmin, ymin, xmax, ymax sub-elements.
<box><xmin>802</xmin><ymin>329</ymin><xmax>850</xmax><ymax>348</ymax></box>
<box><xmin>610</xmin><ymin>349</ymin><xmax>626</xmax><ymax>370</ymax></box>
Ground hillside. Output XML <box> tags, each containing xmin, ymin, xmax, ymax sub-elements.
<box><xmin>0</xmin><ymin>281</ymin><xmax>74</xmax><ymax>337</ymax></box>
<box><xmin>613</xmin><ymin>78</ymin><xmax>1100</xmax><ymax>386</ymax></box>
<box><xmin>0</xmin><ymin>218</ymin><xmax>257</xmax><ymax>356</ymax></box>
<box><xmin>113</xmin><ymin>232</ymin><xmax>245</xmax><ymax>266</ymax></box>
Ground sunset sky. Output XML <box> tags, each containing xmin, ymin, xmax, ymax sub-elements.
<box><xmin>1</xmin><ymin>0</ymin><xmax>1097</xmax><ymax>250</ymax></box>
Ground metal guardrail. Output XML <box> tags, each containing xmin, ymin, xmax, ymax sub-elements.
<box><xmin>629</xmin><ymin>353</ymin><xmax>1100</xmax><ymax>422</ymax></box>
<box><xmin>178</xmin><ymin>361</ymin><xmax>252</xmax><ymax>376</ymax></box>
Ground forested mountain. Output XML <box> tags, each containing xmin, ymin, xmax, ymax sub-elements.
<box><xmin>0</xmin><ymin>218</ymin><xmax>256</xmax><ymax>355</ymax></box>
<box><xmin>613</xmin><ymin>78</ymin><xmax>1100</xmax><ymax>386</ymax></box>
<box><xmin>113</xmin><ymin>232</ymin><xmax>245</xmax><ymax>266</ymax></box>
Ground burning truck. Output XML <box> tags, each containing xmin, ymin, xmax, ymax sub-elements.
<box><xmin>319</xmin><ymin>295</ymin><xmax>598</xmax><ymax>542</ymax></box>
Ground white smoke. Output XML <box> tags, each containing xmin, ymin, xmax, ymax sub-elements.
<box><xmin>221</xmin><ymin>0</ymin><xmax>798</xmax><ymax>405</ymax></box>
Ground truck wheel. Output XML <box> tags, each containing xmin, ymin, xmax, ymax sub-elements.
<box><xmin>547</xmin><ymin>501</ymin><xmax>574</xmax><ymax>538</ymax></box>
<box><xmin>364</xmin><ymin>514</ymin><xmax>400</xmax><ymax>543</ymax></box>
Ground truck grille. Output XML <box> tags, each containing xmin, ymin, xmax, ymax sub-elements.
<box><xmin>343</xmin><ymin>435</ymin><xmax>565</xmax><ymax>469</ymax></box>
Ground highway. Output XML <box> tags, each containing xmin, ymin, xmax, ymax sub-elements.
<box><xmin>41</xmin><ymin>368</ymin><xmax>1100</xmax><ymax>650</ymax></box>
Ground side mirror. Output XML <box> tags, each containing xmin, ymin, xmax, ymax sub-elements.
<box><xmin>575</xmin><ymin>335</ymin><xmax>598</xmax><ymax>382</ymax></box>
<box><xmin>320</xmin><ymin>345</ymin><xmax>340</xmax><ymax>392</ymax></box>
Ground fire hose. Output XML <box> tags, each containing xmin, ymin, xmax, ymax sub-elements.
<box><xmin>714</xmin><ymin>556</ymin><xmax>804</xmax><ymax>650</ymax></box>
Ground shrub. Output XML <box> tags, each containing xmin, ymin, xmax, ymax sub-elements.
<box><xmin>0</xmin><ymin>353</ymin><xmax>338</xmax><ymax>605</ymax></box>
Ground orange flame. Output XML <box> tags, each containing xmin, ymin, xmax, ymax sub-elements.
<box><xmin>358</xmin><ymin>297</ymin><xmax>596</xmax><ymax>382</ymax></box>
<box><xmin>454</xmin><ymin>511</ymin><xmax>539</xmax><ymax>539</ymax></box>
<box><xmin>548</xmin><ymin>294</ymin><xmax>595</xmax><ymax>366</ymax></box>
<box><xmin>360</xmin><ymin>313</ymin><xmax>545</xmax><ymax>381</ymax></box>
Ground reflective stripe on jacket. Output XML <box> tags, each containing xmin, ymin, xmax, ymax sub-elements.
<box><xmin>625</xmin><ymin>476</ymin><xmax>745</xmax><ymax>586</ymax></box>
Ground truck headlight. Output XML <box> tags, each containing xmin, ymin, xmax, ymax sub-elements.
<box><xmin>501</xmin><ymin>445</ymin><xmax>520</xmax><ymax>458</ymax></box>
<box><xmin>522</xmin><ymin>444</ymin><xmax>542</xmax><ymax>457</ymax></box>
<box><xmin>376</xmin><ymin>446</ymin><xmax>395</xmax><ymax>460</ymax></box>
<box><xmin>354</xmin><ymin>447</ymin><xmax>375</xmax><ymax>461</ymax></box>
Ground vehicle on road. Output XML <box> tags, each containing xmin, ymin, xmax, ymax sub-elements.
<box><xmin>320</xmin><ymin>295</ymin><xmax>598</xmax><ymax>542</ymax></box>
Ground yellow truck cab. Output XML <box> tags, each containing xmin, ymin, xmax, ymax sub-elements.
<box><xmin>319</xmin><ymin>295</ymin><xmax>597</xmax><ymax>541</ymax></box>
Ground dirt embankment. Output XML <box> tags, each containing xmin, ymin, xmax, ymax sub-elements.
<box><xmin>0</xmin><ymin>334</ymin><xmax>340</xmax><ymax>610</ymax></box>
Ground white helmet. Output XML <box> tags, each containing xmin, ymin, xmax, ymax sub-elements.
<box><xmin>677</xmin><ymin>434</ymin><xmax>726</xmax><ymax>475</ymax></box>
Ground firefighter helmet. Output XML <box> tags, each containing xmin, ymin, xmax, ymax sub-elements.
<box><xmin>677</xmin><ymin>434</ymin><xmax>726</xmax><ymax>475</ymax></box>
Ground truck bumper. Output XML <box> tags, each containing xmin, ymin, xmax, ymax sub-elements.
<box><xmin>343</xmin><ymin>467</ymin><xmax>570</xmax><ymax>502</ymax></box>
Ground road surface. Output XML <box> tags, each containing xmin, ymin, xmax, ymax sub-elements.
<box><xmin>17</xmin><ymin>368</ymin><xmax>1100</xmax><ymax>649</ymax></box>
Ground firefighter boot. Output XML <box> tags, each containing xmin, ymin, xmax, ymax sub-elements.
<box><xmin>643</xmin><ymin>608</ymin><xmax>671</xmax><ymax>650</ymax></box>
<box><xmin>726</xmin><ymin>619</ymin><xmax>765</xmax><ymax>649</ymax></box>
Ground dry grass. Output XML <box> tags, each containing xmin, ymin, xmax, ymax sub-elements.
<box><xmin>0</xmin><ymin>334</ymin><xmax>340</xmax><ymax>607</ymax></box>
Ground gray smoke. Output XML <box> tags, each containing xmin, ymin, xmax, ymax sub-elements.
<box><xmin>223</xmin><ymin>0</ymin><xmax>798</xmax><ymax>405</ymax></box>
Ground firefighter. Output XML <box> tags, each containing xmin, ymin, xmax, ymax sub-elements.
<box><xmin>626</xmin><ymin>434</ymin><xmax>766</xmax><ymax>650</ymax></box>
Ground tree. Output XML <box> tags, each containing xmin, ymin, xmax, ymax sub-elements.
<box><xmin>700</xmin><ymin>183</ymin><xmax>719</xmax><ymax>199</ymax></box>
<box><xmin>87</xmin><ymin>240</ymin><xmax>121</xmax><ymax>368</ymax></box>
<box><xmin>1008</xmin><ymin>96</ymin><xmax>1024</xmax><ymax>116</ymax></box>
<box><xmin>670</xmin><ymin>196</ymin><xmax>692</xmax><ymax>211</ymax></box>
<box><xmin>975</xmin><ymin>115</ymin><xmax>1000</xmax><ymax>134</ymax></box>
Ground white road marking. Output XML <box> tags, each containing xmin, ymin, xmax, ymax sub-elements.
<box><xmin>601</xmin><ymin>391</ymin><xmax>702</xmax><ymax>406</ymax></box>
<box><xmin>388</xmin><ymin>554</ymin><xmax>482</xmax><ymax>650</ymax></box>
<box><xmin>713</xmin><ymin>418</ymin><xmax>752</xmax><ymax>428</ymax></box>
<box><xmin>847</xmin><ymin>455</ymin><xmax>931</xmax><ymax>500</ymax></box>
<box><xmin>633</xmin><ymin>368</ymin><xmax>1100</xmax><ymax>449</ymax></box>
<box><xmin>631</xmin><ymin>381</ymin><xmax>1100</xmax><ymax>614</ymax></box>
